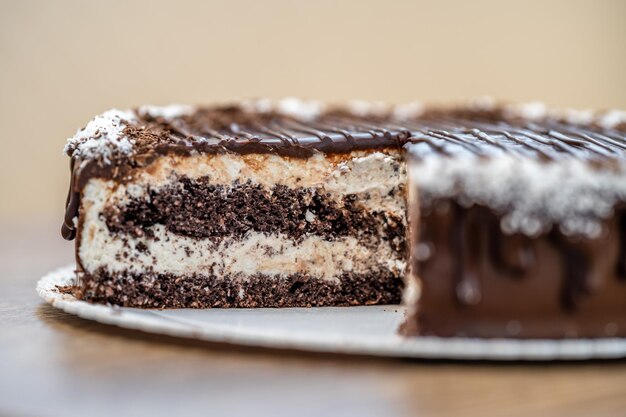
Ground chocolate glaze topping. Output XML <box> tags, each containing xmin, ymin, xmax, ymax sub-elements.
<box><xmin>62</xmin><ymin>100</ymin><xmax>626</xmax><ymax>241</ymax></box>
<box><xmin>64</xmin><ymin>101</ymin><xmax>626</xmax><ymax>165</ymax></box>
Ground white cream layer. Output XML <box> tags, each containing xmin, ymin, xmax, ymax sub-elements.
<box><xmin>120</xmin><ymin>150</ymin><xmax>406</xmax><ymax>216</ymax></box>
<box><xmin>80</xmin><ymin>224</ymin><xmax>404</xmax><ymax>280</ymax></box>
<box><xmin>79</xmin><ymin>153</ymin><xmax>406</xmax><ymax>279</ymax></box>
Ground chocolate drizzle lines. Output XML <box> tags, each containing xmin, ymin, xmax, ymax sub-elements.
<box><xmin>62</xmin><ymin>103</ymin><xmax>626</xmax><ymax>244</ymax></box>
<box><xmin>64</xmin><ymin>104</ymin><xmax>626</xmax><ymax>166</ymax></box>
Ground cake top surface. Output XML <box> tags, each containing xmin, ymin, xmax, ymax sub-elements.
<box><xmin>400</xmin><ymin>102</ymin><xmax>626</xmax><ymax>238</ymax></box>
<box><xmin>64</xmin><ymin>98</ymin><xmax>626</xmax><ymax>165</ymax></box>
<box><xmin>62</xmin><ymin>99</ymin><xmax>626</xmax><ymax>240</ymax></box>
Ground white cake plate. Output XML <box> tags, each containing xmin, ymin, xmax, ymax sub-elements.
<box><xmin>37</xmin><ymin>265</ymin><xmax>626</xmax><ymax>361</ymax></box>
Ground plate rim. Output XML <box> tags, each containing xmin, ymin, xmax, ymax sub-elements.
<box><xmin>37</xmin><ymin>264</ymin><xmax>626</xmax><ymax>361</ymax></box>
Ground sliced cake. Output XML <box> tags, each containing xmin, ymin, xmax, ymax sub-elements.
<box><xmin>404</xmin><ymin>103</ymin><xmax>626</xmax><ymax>338</ymax></box>
<box><xmin>62</xmin><ymin>100</ymin><xmax>409</xmax><ymax>308</ymax></box>
<box><xmin>61</xmin><ymin>98</ymin><xmax>626</xmax><ymax>338</ymax></box>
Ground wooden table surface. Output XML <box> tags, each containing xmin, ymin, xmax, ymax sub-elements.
<box><xmin>2</xmin><ymin>219</ymin><xmax>626</xmax><ymax>417</ymax></box>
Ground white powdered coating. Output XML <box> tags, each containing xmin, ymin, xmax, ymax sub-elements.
<box><xmin>276</xmin><ymin>97</ymin><xmax>324</xmax><ymax>120</ymax></box>
<box><xmin>64</xmin><ymin>109</ymin><xmax>137</xmax><ymax>162</ymax></box>
<box><xmin>503</xmin><ymin>101</ymin><xmax>626</xmax><ymax>129</ymax></box>
<box><xmin>598</xmin><ymin>110</ymin><xmax>626</xmax><ymax>129</ymax></box>
<box><xmin>503</xmin><ymin>101</ymin><xmax>548</xmax><ymax>121</ymax></box>
<box><xmin>409</xmin><ymin>153</ymin><xmax>626</xmax><ymax>238</ymax></box>
<box><xmin>242</xmin><ymin>97</ymin><xmax>325</xmax><ymax>120</ymax></box>
<box><xmin>137</xmin><ymin>104</ymin><xmax>194</xmax><ymax>119</ymax></box>
<box><xmin>392</xmin><ymin>101</ymin><xmax>424</xmax><ymax>120</ymax></box>
<box><xmin>346</xmin><ymin>100</ymin><xmax>390</xmax><ymax>118</ymax></box>
<box><xmin>79</xmin><ymin>179</ymin><xmax>405</xmax><ymax>280</ymax></box>
<box><xmin>467</xmin><ymin>96</ymin><xmax>497</xmax><ymax>111</ymax></box>
<box><xmin>120</xmin><ymin>151</ymin><xmax>406</xmax><ymax>215</ymax></box>
<box><xmin>554</xmin><ymin>108</ymin><xmax>595</xmax><ymax>125</ymax></box>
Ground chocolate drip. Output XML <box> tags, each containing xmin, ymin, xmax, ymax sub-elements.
<box><xmin>415</xmin><ymin>201</ymin><xmax>626</xmax><ymax>338</ymax></box>
<box><xmin>488</xmin><ymin>216</ymin><xmax>534</xmax><ymax>278</ymax></box>
<box><xmin>553</xmin><ymin>212</ymin><xmax>626</xmax><ymax>312</ymax></box>
<box><xmin>61</xmin><ymin>158</ymin><xmax>79</xmax><ymax>240</ymax></box>
<box><xmin>451</xmin><ymin>204</ymin><xmax>482</xmax><ymax>306</ymax></box>
<box><xmin>554</xmin><ymin>234</ymin><xmax>592</xmax><ymax>312</ymax></box>
<box><xmin>452</xmin><ymin>205</ymin><xmax>537</xmax><ymax>307</ymax></box>
<box><xmin>618</xmin><ymin>210</ymin><xmax>626</xmax><ymax>280</ymax></box>
<box><xmin>425</xmin><ymin>202</ymin><xmax>624</xmax><ymax>313</ymax></box>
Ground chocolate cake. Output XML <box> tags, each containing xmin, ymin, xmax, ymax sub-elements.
<box><xmin>405</xmin><ymin>102</ymin><xmax>626</xmax><ymax>339</ymax></box>
<box><xmin>62</xmin><ymin>98</ymin><xmax>626</xmax><ymax>339</ymax></box>
<box><xmin>62</xmin><ymin>100</ymin><xmax>409</xmax><ymax>309</ymax></box>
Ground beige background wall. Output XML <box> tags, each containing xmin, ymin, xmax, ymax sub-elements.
<box><xmin>1</xmin><ymin>0</ymin><xmax>625</xmax><ymax>220</ymax></box>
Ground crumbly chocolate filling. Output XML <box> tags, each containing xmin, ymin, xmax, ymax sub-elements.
<box><xmin>77</xmin><ymin>269</ymin><xmax>403</xmax><ymax>308</ymax></box>
<box><xmin>104</xmin><ymin>177</ymin><xmax>406</xmax><ymax>251</ymax></box>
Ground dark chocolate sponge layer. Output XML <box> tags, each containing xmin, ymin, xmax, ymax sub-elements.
<box><xmin>105</xmin><ymin>178</ymin><xmax>405</xmax><ymax>252</ymax></box>
<box><xmin>77</xmin><ymin>269</ymin><xmax>403</xmax><ymax>308</ymax></box>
